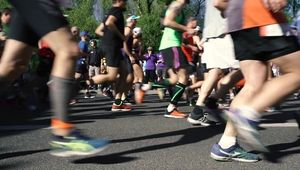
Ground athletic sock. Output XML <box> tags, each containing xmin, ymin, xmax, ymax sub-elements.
<box><xmin>170</xmin><ymin>82</ymin><xmax>186</xmax><ymax>105</ymax></box>
<box><xmin>134</xmin><ymin>82</ymin><xmax>142</xmax><ymax>89</ymax></box>
<box><xmin>236</xmin><ymin>106</ymin><xmax>261</xmax><ymax>122</ymax></box>
<box><xmin>49</xmin><ymin>76</ymin><xmax>75</xmax><ymax>122</ymax></box>
<box><xmin>141</xmin><ymin>83</ymin><xmax>151</xmax><ymax>91</ymax></box>
<box><xmin>218</xmin><ymin>135</ymin><xmax>237</xmax><ymax>149</ymax></box>
<box><xmin>192</xmin><ymin>105</ymin><xmax>204</xmax><ymax>116</ymax></box>
<box><xmin>167</xmin><ymin>103</ymin><xmax>176</xmax><ymax>112</ymax></box>
<box><xmin>51</xmin><ymin>118</ymin><xmax>74</xmax><ymax>130</ymax></box>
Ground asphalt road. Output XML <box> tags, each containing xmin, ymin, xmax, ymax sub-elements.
<box><xmin>0</xmin><ymin>91</ymin><xmax>299</xmax><ymax>170</ymax></box>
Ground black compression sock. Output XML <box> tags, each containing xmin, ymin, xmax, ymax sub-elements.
<box><xmin>170</xmin><ymin>82</ymin><xmax>186</xmax><ymax>105</ymax></box>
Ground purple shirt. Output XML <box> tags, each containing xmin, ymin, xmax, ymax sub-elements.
<box><xmin>144</xmin><ymin>53</ymin><xmax>157</xmax><ymax>70</ymax></box>
<box><xmin>291</xmin><ymin>14</ymin><xmax>300</xmax><ymax>45</ymax></box>
<box><xmin>156</xmin><ymin>53</ymin><xmax>165</xmax><ymax>70</ymax></box>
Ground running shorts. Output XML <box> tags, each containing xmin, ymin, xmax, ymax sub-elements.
<box><xmin>231</xmin><ymin>27</ymin><xmax>300</xmax><ymax>61</ymax></box>
<box><xmin>161</xmin><ymin>47</ymin><xmax>189</xmax><ymax>69</ymax></box>
<box><xmin>8</xmin><ymin>0</ymin><xmax>68</xmax><ymax>47</ymax></box>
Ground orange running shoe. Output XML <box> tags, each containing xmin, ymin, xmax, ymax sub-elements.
<box><xmin>134</xmin><ymin>88</ymin><xmax>145</xmax><ymax>104</ymax></box>
<box><xmin>164</xmin><ymin>109</ymin><xmax>188</xmax><ymax>118</ymax></box>
<box><xmin>111</xmin><ymin>103</ymin><xmax>132</xmax><ymax>112</ymax></box>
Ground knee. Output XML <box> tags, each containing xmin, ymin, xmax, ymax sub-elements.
<box><xmin>219</xmin><ymin>76</ymin><xmax>232</xmax><ymax>87</ymax></box>
<box><xmin>107</xmin><ymin>73</ymin><xmax>118</xmax><ymax>82</ymax></box>
<box><xmin>126</xmin><ymin>73</ymin><xmax>134</xmax><ymax>83</ymax></box>
<box><xmin>178</xmin><ymin>75</ymin><xmax>188</xmax><ymax>85</ymax></box>
<box><xmin>169</xmin><ymin>75</ymin><xmax>178</xmax><ymax>84</ymax></box>
<box><xmin>54</xmin><ymin>43</ymin><xmax>80</xmax><ymax>60</ymax></box>
<box><xmin>242</xmin><ymin>83</ymin><xmax>262</xmax><ymax>95</ymax></box>
<box><xmin>0</xmin><ymin>61</ymin><xmax>27</xmax><ymax>80</ymax></box>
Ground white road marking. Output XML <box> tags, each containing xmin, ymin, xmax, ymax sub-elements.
<box><xmin>259</xmin><ymin>122</ymin><xmax>299</xmax><ymax>127</ymax></box>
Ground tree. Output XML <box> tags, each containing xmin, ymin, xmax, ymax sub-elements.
<box><xmin>137</xmin><ymin>12</ymin><xmax>162</xmax><ymax>51</ymax></box>
<box><xmin>0</xmin><ymin>1</ymin><xmax>10</xmax><ymax>9</ymax></box>
<box><xmin>286</xmin><ymin>0</ymin><xmax>300</xmax><ymax>17</ymax></box>
<box><xmin>64</xmin><ymin>0</ymin><xmax>98</xmax><ymax>36</ymax></box>
<box><xmin>100</xmin><ymin>0</ymin><xmax>166</xmax><ymax>51</ymax></box>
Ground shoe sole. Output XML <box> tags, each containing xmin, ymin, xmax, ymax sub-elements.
<box><xmin>84</xmin><ymin>96</ymin><xmax>95</xmax><ymax>99</ymax></box>
<box><xmin>50</xmin><ymin>145</ymin><xmax>108</xmax><ymax>157</ymax></box>
<box><xmin>111</xmin><ymin>109</ymin><xmax>131</xmax><ymax>112</ymax></box>
<box><xmin>164</xmin><ymin>114</ymin><xmax>186</xmax><ymax>118</ymax></box>
<box><xmin>225</xmin><ymin>110</ymin><xmax>269</xmax><ymax>153</ymax></box>
<box><xmin>210</xmin><ymin>152</ymin><xmax>259</xmax><ymax>163</ymax></box>
<box><xmin>187</xmin><ymin>117</ymin><xmax>202</xmax><ymax>125</ymax></box>
<box><xmin>187</xmin><ymin>117</ymin><xmax>216</xmax><ymax>126</ymax></box>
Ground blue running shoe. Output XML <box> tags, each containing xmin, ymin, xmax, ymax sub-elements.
<box><xmin>50</xmin><ymin>130</ymin><xmax>109</xmax><ymax>157</ymax></box>
<box><xmin>224</xmin><ymin>109</ymin><xmax>269</xmax><ymax>153</ymax></box>
<box><xmin>210</xmin><ymin>143</ymin><xmax>260</xmax><ymax>162</ymax></box>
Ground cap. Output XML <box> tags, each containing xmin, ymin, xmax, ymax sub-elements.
<box><xmin>147</xmin><ymin>47</ymin><xmax>153</xmax><ymax>51</ymax></box>
<box><xmin>126</xmin><ymin>15</ymin><xmax>140</xmax><ymax>23</ymax></box>
<box><xmin>80</xmin><ymin>31</ymin><xmax>88</xmax><ymax>37</ymax></box>
<box><xmin>132</xmin><ymin>27</ymin><xmax>142</xmax><ymax>36</ymax></box>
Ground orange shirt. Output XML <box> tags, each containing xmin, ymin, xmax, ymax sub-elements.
<box><xmin>226</xmin><ymin>0</ymin><xmax>287</xmax><ymax>32</ymax></box>
<box><xmin>181</xmin><ymin>32</ymin><xmax>194</xmax><ymax>62</ymax></box>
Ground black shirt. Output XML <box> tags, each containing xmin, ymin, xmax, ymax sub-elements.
<box><xmin>102</xmin><ymin>7</ymin><xmax>124</xmax><ymax>48</ymax></box>
<box><xmin>88</xmin><ymin>48</ymin><xmax>102</xmax><ymax>67</ymax></box>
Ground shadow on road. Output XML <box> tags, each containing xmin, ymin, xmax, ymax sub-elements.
<box><xmin>73</xmin><ymin>125</ymin><xmax>224</xmax><ymax>164</ymax></box>
<box><xmin>0</xmin><ymin>149</ymin><xmax>49</xmax><ymax>160</ymax></box>
<box><xmin>259</xmin><ymin>136</ymin><xmax>300</xmax><ymax>163</ymax></box>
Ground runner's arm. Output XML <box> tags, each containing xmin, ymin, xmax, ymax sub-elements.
<box><xmin>95</xmin><ymin>22</ymin><xmax>105</xmax><ymax>37</ymax></box>
<box><xmin>163</xmin><ymin>3</ymin><xmax>195</xmax><ymax>35</ymax></box>
<box><xmin>105</xmin><ymin>15</ymin><xmax>126</xmax><ymax>41</ymax></box>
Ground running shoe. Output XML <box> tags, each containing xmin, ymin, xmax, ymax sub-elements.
<box><xmin>122</xmin><ymin>98</ymin><xmax>132</xmax><ymax>106</ymax></box>
<box><xmin>164</xmin><ymin>109</ymin><xmax>188</xmax><ymax>118</ymax></box>
<box><xmin>210</xmin><ymin>143</ymin><xmax>260</xmax><ymax>162</ymax></box>
<box><xmin>187</xmin><ymin>113</ymin><xmax>217</xmax><ymax>126</ymax></box>
<box><xmin>203</xmin><ymin>97</ymin><xmax>225</xmax><ymax>122</ymax></box>
<box><xmin>84</xmin><ymin>92</ymin><xmax>95</xmax><ymax>99</ymax></box>
<box><xmin>225</xmin><ymin>109</ymin><xmax>269</xmax><ymax>153</ymax></box>
<box><xmin>134</xmin><ymin>88</ymin><xmax>145</xmax><ymax>104</ymax></box>
<box><xmin>102</xmin><ymin>90</ymin><xmax>114</xmax><ymax>99</ymax></box>
<box><xmin>187</xmin><ymin>106</ymin><xmax>217</xmax><ymax>126</ymax></box>
<box><xmin>111</xmin><ymin>103</ymin><xmax>132</xmax><ymax>112</ymax></box>
<box><xmin>69</xmin><ymin>99</ymin><xmax>78</xmax><ymax>105</ymax></box>
<box><xmin>50</xmin><ymin>130</ymin><xmax>109</xmax><ymax>157</ymax></box>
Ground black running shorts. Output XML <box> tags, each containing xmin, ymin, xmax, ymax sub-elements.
<box><xmin>8</xmin><ymin>0</ymin><xmax>68</xmax><ymax>47</ymax></box>
<box><xmin>231</xmin><ymin>27</ymin><xmax>300</xmax><ymax>61</ymax></box>
<box><xmin>161</xmin><ymin>47</ymin><xmax>189</xmax><ymax>69</ymax></box>
<box><xmin>102</xmin><ymin>46</ymin><xmax>123</xmax><ymax>68</ymax></box>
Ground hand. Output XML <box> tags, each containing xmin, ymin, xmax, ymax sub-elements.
<box><xmin>186</xmin><ymin>28</ymin><xmax>197</xmax><ymax>35</ymax></box>
<box><xmin>263</xmin><ymin>0</ymin><xmax>287</xmax><ymax>13</ymax></box>
<box><xmin>0</xmin><ymin>32</ymin><xmax>6</xmax><ymax>41</ymax></box>
<box><xmin>190</xmin><ymin>46</ymin><xmax>200</xmax><ymax>53</ymax></box>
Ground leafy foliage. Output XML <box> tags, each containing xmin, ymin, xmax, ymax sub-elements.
<box><xmin>64</xmin><ymin>0</ymin><xmax>98</xmax><ymax>37</ymax></box>
<box><xmin>0</xmin><ymin>1</ymin><xmax>10</xmax><ymax>9</ymax></box>
<box><xmin>1</xmin><ymin>0</ymin><xmax>299</xmax><ymax>51</ymax></box>
<box><xmin>136</xmin><ymin>13</ymin><xmax>162</xmax><ymax>50</ymax></box>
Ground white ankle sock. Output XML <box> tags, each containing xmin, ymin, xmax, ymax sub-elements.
<box><xmin>237</xmin><ymin>107</ymin><xmax>261</xmax><ymax>122</ymax></box>
<box><xmin>218</xmin><ymin>135</ymin><xmax>237</xmax><ymax>149</ymax></box>
<box><xmin>167</xmin><ymin>104</ymin><xmax>176</xmax><ymax>112</ymax></box>
<box><xmin>141</xmin><ymin>84</ymin><xmax>151</xmax><ymax>91</ymax></box>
